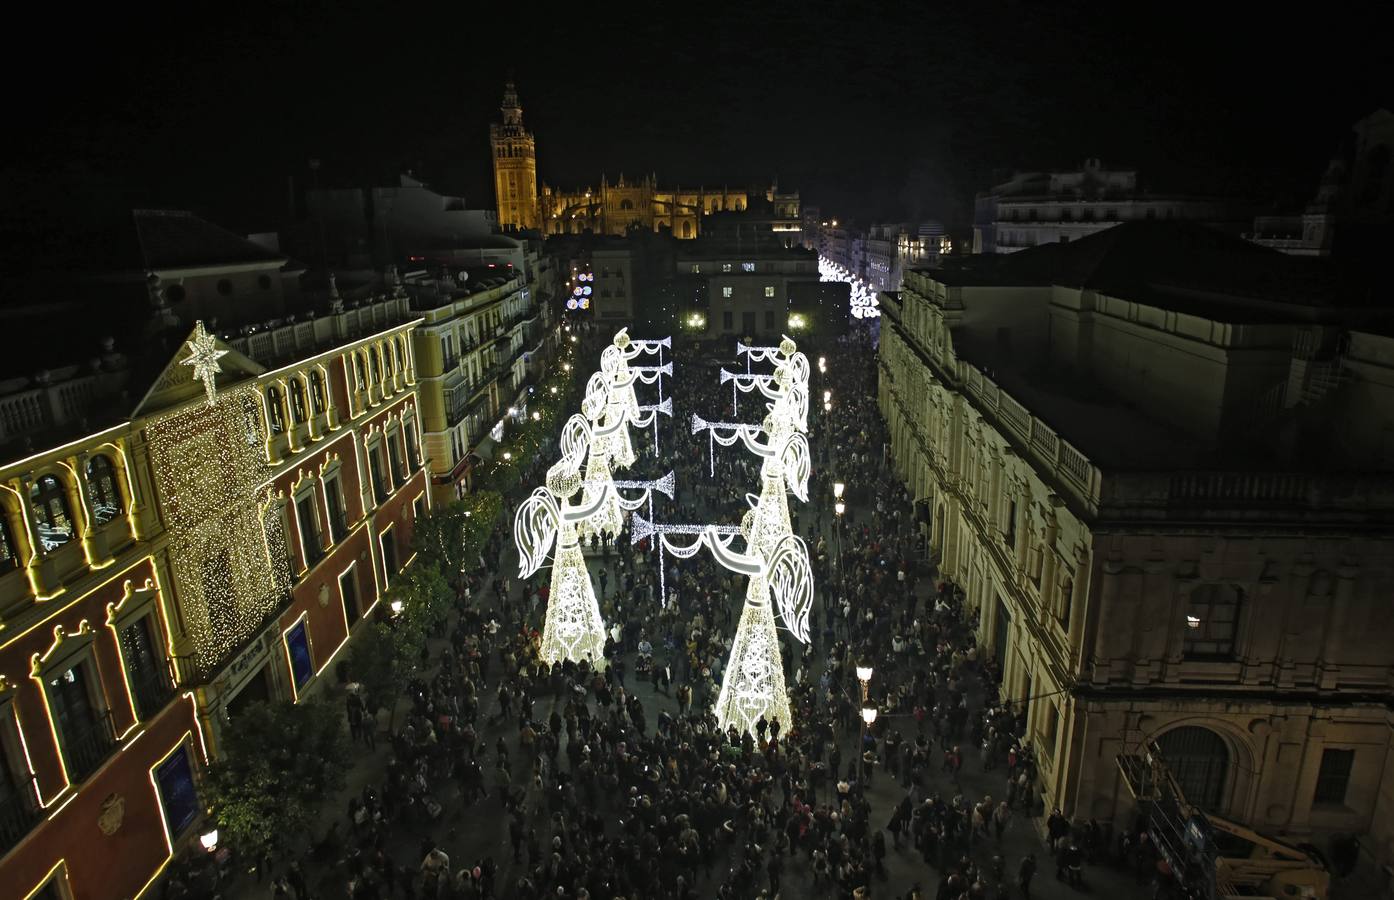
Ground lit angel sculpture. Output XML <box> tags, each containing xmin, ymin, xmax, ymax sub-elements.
<box><xmin>631</xmin><ymin>512</ymin><xmax>814</xmax><ymax>737</ymax></box>
<box><xmin>573</xmin><ymin>369</ymin><xmax>670</xmax><ymax>542</ymax></box>
<box><xmin>515</xmin><ymin>414</ymin><xmax>658</xmax><ymax>667</ymax></box>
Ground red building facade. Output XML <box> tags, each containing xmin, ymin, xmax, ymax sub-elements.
<box><xmin>0</xmin><ymin>317</ymin><xmax>426</xmax><ymax>898</ymax></box>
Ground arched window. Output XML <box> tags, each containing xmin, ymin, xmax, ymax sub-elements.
<box><xmin>266</xmin><ymin>386</ymin><xmax>285</xmax><ymax>433</ymax></box>
<box><xmin>354</xmin><ymin>354</ymin><xmax>367</xmax><ymax>392</ymax></box>
<box><xmin>0</xmin><ymin>505</ymin><xmax>16</xmax><ymax>573</ymax></box>
<box><xmin>289</xmin><ymin>378</ymin><xmax>307</xmax><ymax>423</ymax></box>
<box><xmin>682</xmin><ymin>221</ymin><xmax>693</xmax><ymax>239</ymax></box>
<box><xmin>619</xmin><ymin>199</ymin><xmax>633</xmax><ymax>210</ymax></box>
<box><xmin>397</xmin><ymin>336</ymin><xmax>409</xmax><ymax>375</ymax></box>
<box><xmin>384</xmin><ymin>342</ymin><xmax>397</xmax><ymax>378</ymax></box>
<box><xmin>369</xmin><ymin>348</ymin><xmax>381</xmax><ymax>385</ymax></box>
<box><xmin>85</xmin><ymin>455</ymin><xmax>123</xmax><ymax>525</ymax></box>
<box><xmin>309</xmin><ymin>369</ymin><xmax>327</xmax><ymax>415</ymax></box>
<box><xmin>1158</xmin><ymin>726</ymin><xmax>1229</xmax><ymax>810</ymax></box>
<box><xmin>29</xmin><ymin>474</ymin><xmax>74</xmax><ymax>550</ymax></box>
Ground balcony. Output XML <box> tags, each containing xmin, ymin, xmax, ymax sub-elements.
<box><xmin>63</xmin><ymin>711</ymin><xmax>117</xmax><ymax>783</ymax></box>
<box><xmin>0</xmin><ymin>773</ymin><xmax>38</xmax><ymax>855</ymax></box>
<box><xmin>128</xmin><ymin>660</ymin><xmax>177</xmax><ymax>721</ymax></box>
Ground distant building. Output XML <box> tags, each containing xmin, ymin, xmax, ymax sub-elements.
<box><xmin>973</xmin><ymin>159</ymin><xmax>1249</xmax><ymax>254</ymax></box>
<box><xmin>489</xmin><ymin>83</ymin><xmax>799</xmax><ymax>240</ymax></box>
<box><xmin>675</xmin><ymin>238</ymin><xmax>820</xmax><ymax>340</ymax></box>
<box><xmin>879</xmin><ymin>221</ymin><xmax>1394</xmax><ymax>875</ymax></box>
<box><xmin>1246</xmin><ymin>109</ymin><xmax>1394</xmax><ymax>258</ymax></box>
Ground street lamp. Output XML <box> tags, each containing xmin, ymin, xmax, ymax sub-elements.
<box><xmin>834</xmin><ymin>482</ymin><xmax>845</xmax><ymax>500</ymax></box>
<box><xmin>503</xmin><ymin>451</ymin><xmax>513</xmax><ymax>461</ymax></box>
<box><xmin>532</xmin><ymin>411</ymin><xmax>541</xmax><ymax>421</ymax></box>
<box><xmin>833</xmin><ymin>492</ymin><xmax>845</xmax><ymax>572</ymax></box>
<box><xmin>389</xmin><ymin>599</ymin><xmax>403</xmax><ymax>616</ymax></box>
<box><xmin>861</xmin><ymin>706</ymin><xmax>877</xmax><ymax>727</ymax></box>
<box><xmin>818</xmin><ymin>356</ymin><xmax>826</xmax><ymax>373</ymax></box>
<box><xmin>200</xmin><ymin>829</ymin><xmax>219</xmax><ymax>852</ymax></box>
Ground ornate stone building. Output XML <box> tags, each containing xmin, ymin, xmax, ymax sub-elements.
<box><xmin>878</xmin><ymin>221</ymin><xmax>1394</xmax><ymax>871</ymax></box>
<box><xmin>489</xmin><ymin>83</ymin><xmax>799</xmax><ymax>239</ymax></box>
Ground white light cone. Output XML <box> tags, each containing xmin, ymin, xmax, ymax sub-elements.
<box><xmin>714</xmin><ymin>573</ymin><xmax>791</xmax><ymax>738</ymax></box>
<box><xmin>540</xmin><ymin>523</ymin><xmax>608</xmax><ymax>667</ymax></box>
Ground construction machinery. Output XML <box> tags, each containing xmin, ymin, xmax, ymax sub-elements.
<box><xmin>1117</xmin><ymin>740</ymin><xmax>1330</xmax><ymax>899</ymax></box>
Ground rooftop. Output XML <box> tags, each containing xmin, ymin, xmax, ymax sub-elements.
<box><xmin>133</xmin><ymin>209</ymin><xmax>289</xmax><ymax>270</ymax></box>
<box><xmin>916</xmin><ymin>221</ymin><xmax>1388</xmax><ymax>320</ymax></box>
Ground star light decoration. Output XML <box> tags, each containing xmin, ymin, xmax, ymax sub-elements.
<box><xmin>180</xmin><ymin>321</ymin><xmax>230</xmax><ymax>405</ymax></box>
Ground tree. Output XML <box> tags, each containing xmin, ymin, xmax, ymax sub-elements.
<box><xmin>203</xmin><ymin>697</ymin><xmax>350</xmax><ymax>857</ymax></box>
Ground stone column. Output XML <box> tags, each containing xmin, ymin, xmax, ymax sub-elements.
<box><xmin>1318</xmin><ymin>565</ymin><xmax>1358</xmax><ymax>690</ymax></box>
<box><xmin>1091</xmin><ymin>560</ymin><xmax>1125</xmax><ymax>685</ymax></box>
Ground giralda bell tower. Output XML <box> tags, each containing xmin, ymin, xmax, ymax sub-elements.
<box><xmin>490</xmin><ymin>80</ymin><xmax>540</xmax><ymax>230</ymax></box>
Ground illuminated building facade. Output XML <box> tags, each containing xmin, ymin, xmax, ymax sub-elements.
<box><xmin>878</xmin><ymin>222</ymin><xmax>1394</xmax><ymax>873</ymax></box>
<box><xmin>0</xmin><ymin>212</ymin><xmax>429</xmax><ymax>898</ymax></box>
<box><xmin>489</xmin><ymin>83</ymin><xmax>800</xmax><ymax>240</ymax></box>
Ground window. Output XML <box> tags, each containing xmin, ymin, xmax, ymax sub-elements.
<box><xmin>309</xmin><ymin>370</ymin><xmax>327</xmax><ymax>415</ymax></box>
<box><xmin>741</xmin><ymin>311</ymin><xmax>756</xmax><ymax>334</ymax></box>
<box><xmin>216</xmin><ymin>278</ymin><xmax>233</xmax><ymax>296</ymax></box>
<box><xmin>721</xmin><ymin>311</ymin><xmax>733</xmax><ymax>331</ymax></box>
<box><xmin>1060</xmin><ymin>209</ymin><xmax>1072</xmax><ymax>222</ymax></box>
<box><xmin>296</xmin><ymin>491</ymin><xmax>323</xmax><ymax>566</ymax></box>
<box><xmin>1105</xmin><ymin>208</ymin><xmax>1118</xmax><ymax>221</ymax></box>
<box><xmin>258</xmin><ymin>274</ymin><xmax>273</xmax><ymax>291</ymax></box>
<box><xmin>764</xmin><ymin>311</ymin><xmax>775</xmax><ymax>331</ymax></box>
<box><xmin>29</xmin><ymin>475</ymin><xmax>74</xmax><ymax>550</ymax></box>
<box><xmin>369</xmin><ymin>348</ymin><xmax>381</xmax><ymax>385</ymax></box>
<box><xmin>1058</xmin><ymin>576</ymin><xmax>1074</xmax><ymax>625</ymax></box>
<box><xmin>380</xmin><ymin>526</ymin><xmax>398</xmax><ymax>584</ymax></box>
<box><xmin>1183</xmin><ymin>585</ymin><xmax>1242</xmax><ymax>658</ymax></box>
<box><xmin>153</xmin><ymin>744</ymin><xmax>200</xmax><ymax>840</ymax></box>
<box><xmin>1158</xmin><ymin>726</ymin><xmax>1228</xmax><ymax>810</ymax></box>
<box><xmin>266</xmin><ymin>386</ymin><xmax>285</xmax><ymax>433</ymax></box>
<box><xmin>1146</xmin><ymin>207</ymin><xmax>1157</xmax><ymax>220</ymax></box>
<box><xmin>289</xmin><ymin>379</ymin><xmax>307</xmax><ymax>423</ymax></box>
<box><xmin>764</xmin><ymin>286</ymin><xmax>775</xmax><ymax>299</ymax></box>
<box><xmin>721</xmin><ymin>263</ymin><xmax>732</xmax><ymax>273</ymax></box>
<box><xmin>46</xmin><ymin>658</ymin><xmax>114</xmax><ymax>783</ymax></box>
<box><xmin>120</xmin><ymin>615</ymin><xmax>173</xmax><ymax>720</ymax></box>
<box><xmin>285</xmin><ymin>620</ymin><xmax>313</xmax><ymax>693</ymax></box>
<box><xmin>0</xmin><ymin>511</ymin><xmax>16</xmax><ymax>575</ymax></box>
<box><xmin>405</xmin><ymin>423</ymin><xmax>420</xmax><ymax>470</ymax></box>
<box><xmin>368</xmin><ymin>442</ymin><xmax>388</xmax><ymax>504</ymax></box>
<box><xmin>324</xmin><ymin>474</ymin><xmax>348</xmax><ymax>543</ymax></box>
<box><xmin>1003</xmin><ymin>499</ymin><xmax>1017</xmax><ymax>551</ymax></box>
<box><xmin>164</xmin><ymin>284</ymin><xmax>186</xmax><ymax>303</ymax></box>
<box><xmin>690</xmin><ymin>264</ymin><xmax>701</xmax><ymax>274</ymax></box>
<box><xmin>1313</xmin><ymin>748</ymin><xmax>1355</xmax><ymax>806</ymax></box>
<box><xmin>387</xmin><ymin>432</ymin><xmax>406</xmax><ymax>486</ymax></box>
<box><xmin>741</xmin><ymin>262</ymin><xmax>755</xmax><ymax>272</ymax></box>
<box><xmin>353</xmin><ymin>355</ymin><xmax>367</xmax><ymax>393</ymax></box>
<box><xmin>1059</xmin><ymin>235</ymin><xmax>1070</xmax><ymax>244</ymax></box>
<box><xmin>85</xmin><ymin>456</ymin><xmax>123</xmax><ymax>526</ymax></box>
<box><xmin>340</xmin><ymin>565</ymin><xmax>361</xmax><ymax>626</ymax></box>
<box><xmin>413</xmin><ymin>495</ymin><xmax>426</xmax><ymax>524</ymax></box>
<box><xmin>0</xmin><ymin>698</ymin><xmax>39</xmax><ymax>854</ymax></box>
<box><xmin>722</xmin><ymin>287</ymin><xmax>733</xmax><ymax>299</ymax></box>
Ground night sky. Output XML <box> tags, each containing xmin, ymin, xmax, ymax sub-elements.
<box><xmin>5</xmin><ymin>1</ymin><xmax>1390</xmax><ymax>243</ymax></box>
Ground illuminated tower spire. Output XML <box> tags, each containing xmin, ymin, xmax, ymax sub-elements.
<box><xmin>490</xmin><ymin>79</ymin><xmax>539</xmax><ymax>230</ymax></box>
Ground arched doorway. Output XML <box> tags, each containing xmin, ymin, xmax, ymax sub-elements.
<box><xmin>1158</xmin><ymin>726</ymin><xmax>1229</xmax><ymax>810</ymax></box>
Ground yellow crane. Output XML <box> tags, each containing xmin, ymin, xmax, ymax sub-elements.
<box><xmin>1117</xmin><ymin>740</ymin><xmax>1329</xmax><ymax>899</ymax></box>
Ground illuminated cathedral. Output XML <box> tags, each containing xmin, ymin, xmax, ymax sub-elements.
<box><xmin>490</xmin><ymin>82</ymin><xmax>799</xmax><ymax>238</ymax></box>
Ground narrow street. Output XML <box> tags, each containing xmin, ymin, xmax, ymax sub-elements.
<box><xmin>193</xmin><ymin>333</ymin><xmax>1154</xmax><ymax>900</ymax></box>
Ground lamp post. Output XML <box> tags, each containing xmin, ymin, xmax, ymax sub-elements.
<box><xmin>861</xmin><ymin>706</ymin><xmax>878</xmax><ymax>781</ymax></box>
<box><xmin>833</xmin><ymin>482</ymin><xmax>846</xmax><ymax>574</ymax></box>
<box><xmin>856</xmin><ymin>663</ymin><xmax>874</xmax><ymax>782</ymax></box>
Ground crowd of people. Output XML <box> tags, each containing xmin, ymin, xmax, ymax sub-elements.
<box><xmin>174</xmin><ymin>322</ymin><xmax>1171</xmax><ymax>900</ymax></box>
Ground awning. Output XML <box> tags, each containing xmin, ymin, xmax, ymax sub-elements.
<box><xmin>472</xmin><ymin>436</ymin><xmax>497</xmax><ymax>462</ymax></box>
